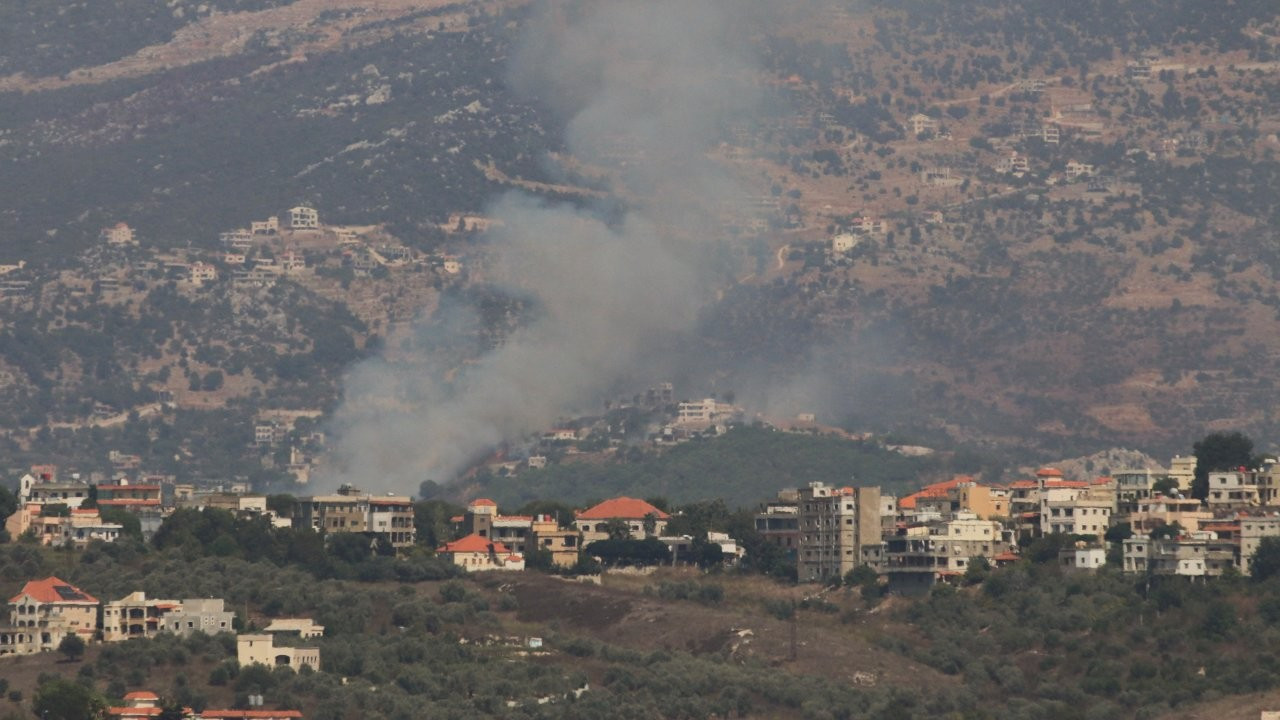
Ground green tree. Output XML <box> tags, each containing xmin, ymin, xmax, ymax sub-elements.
<box><xmin>57</xmin><ymin>633</ymin><xmax>86</xmax><ymax>662</ymax></box>
<box><xmin>1192</xmin><ymin>431</ymin><xmax>1254</xmax><ymax>499</ymax></box>
<box><xmin>1251</xmin><ymin>536</ymin><xmax>1280</xmax><ymax>582</ymax></box>
<box><xmin>602</xmin><ymin>518</ymin><xmax>630</xmax><ymax>541</ymax></box>
<box><xmin>33</xmin><ymin>677</ymin><xmax>105</xmax><ymax>719</ymax></box>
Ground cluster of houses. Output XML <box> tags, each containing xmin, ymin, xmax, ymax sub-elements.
<box><xmin>437</xmin><ymin>496</ymin><xmax>742</xmax><ymax>573</ymax></box>
<box><xmin>0</xmin><ymin>576</ymin><xmax>321</xmax><ymax>675</ymax></box>
<box><xmin>9</xmin><ymin>467</ymin><xmax>415</xmax><ymax>551</ymax></box>
<box><xmin>745</xmin><ymin>452</ymin><xmax>1280</xmax><ymax>593</ymax></box>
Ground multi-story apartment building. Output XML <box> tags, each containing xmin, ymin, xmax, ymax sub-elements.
<box><xmin>1206</xmin><ymin>470</ymin><xmax>1260</xmax><ymax>508</ymax></box>
<box><xmin>1128</xmin><ymin>494</ymin><xmax>1212</xmax><ymax>535</ymax></box>
<box><xmin>1114</xmin><ymin>469</ymin><xmax>1165</xmax><ymax>512</ymax></box>
<box><xmin>368</xmin><ymin>497</ymin><xmax>415</xmax><ymax>550</ymax></box>
<box><xmin>1168</xmin><ymin>455</ymin><xmax>1197</xmax><ymax>492</ymax></box>
<box><xmin>797</xmin><ymin>483</ymin><xmax>881</xmax><ymax>583</ymax></box>
<box><xmin>103</xmin><ymin>593</ymin><xmax>235</xmax><ymax>642</ymax></box>
<box><xmin>882</xmin><ymin>512</ymin><xmax>1015</xmax><ymax>594</ymax></box>
<box><xmin>754</xmin><ymin>497</ymin><xmax>800</xmax><ymax>553</ymax></box>
<box><xmin>1123</xmin><ymin>533</ymin><xmax>1236</xmax><ymax>577</ymax></box>
<box><xmin>294</xmin><ymin>486</ymin><xmax>415</xmax><ymax>550</ymax></box>
<box><xmin>1239</xmin><ymin>515</ymin><xmax>1280</xmax><ymax>575</ymax></box>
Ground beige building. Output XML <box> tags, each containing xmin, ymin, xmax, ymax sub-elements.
<box><xmin>264</xmin><ymin>618</ymin><xmax>324</xmax><ymax>639</ymax></box>
<box><xmin>1239</xmin><ymin>515</ymin><xmax>1280</xmax><ymax>575</ymax></box>
<box><xmin>103</xmin><ymin>593</ymin><xmax>234</xmax><ymax>642</ymax></box>
<box><xmin>287</xmin><ymin>206</ymin><xmax>319</xmax><ymax>230</ymax></box>
<box><xmin>797</xmin><ymin>483</ymin><xmax>882</xmax><ymax>583</ymax></box>
<box><xmin>1128</xmin><ymin>495</ymin><xmax>1212</xmax><ymax>535</ymax></box>
<box><xmin>1207</xmin><ymin>470</ymin><xmax>1260</xmax><ymax>508</ymax></box>
<box><xmin>1168</xmin><ymin>455</ymin><xmax>1197</xmax><ymax>491</ymax></box>
<box><xmin>237</xmin><ymin>633</ymin><xmax>319</xmax><ymax>671</ymax></box>
<box><xmin>437</xmin><ymin>534</ymin><xmax>526</xmax><ymax>572</ymax></box>
<box><xmin>574</xmin><ymin>497</ymin><xmax>670</xmax><ymax>544</ymax></box>
<box><xmin>0</xmin><ymin>577</ymin><xmax>98</xmax><ymax>655</ymax></box>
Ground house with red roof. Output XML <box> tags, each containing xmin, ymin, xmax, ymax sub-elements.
<box><xmin>108</xmin><ymin>689</ymin><xmax>304</xmax><ymax>719</ymax></box>
<box><xmin>437</xmin><ymin>534</ymin><xmax>526</xmax><ymax>572</ymax></box>
<box><xmin>0</xmin><ymin>576</ymin><xmax>98</xmax><ymax>655</ymax></box>
<box><xmin>458</xmin><ymin>498</ymin><xmax>579</xmax><ymax>567</ymax></box>
<box><xmin>574</xmin><ymin>497</ymin><xmax>670</xmax><ymax>544</ymax></box>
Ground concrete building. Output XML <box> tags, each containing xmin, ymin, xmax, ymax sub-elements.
<box><xmin>1041</xmin><ymin>485</ymin><xmax>1113</xmax><ymax>540</ymax></box>
<box><xmin>1128</xmin><ymin>494</ymin><xmax>1212</xmax><ymax>536</ymax></box>
<box><xmin>797</xmin><ymin>483</ymin><xmax>881</xmax><ymax>583</ymax></box>
<box><xmin>19</xmin><ymin>471</ymin><xmax>90</xmax><ymax>509</ymax></box>
<box><xmin>368</xmin><ymin>497</ymin><xmax>416</xmax><ymax>550</ymax></box>
<box><xmin>883</xmin><ymin>512</ymin><xmax>1014</xmax><ymax>594</ymax></box>
<box><xmin>1059</xmin><ymin>545</ymin><xmax>1108</xmax><ymax>571</ymax></box>
<box><xmin>754</xmin><ymin>496</ymin><xmax>800</xmax><ymax>553</ymax></box>
<box><xmin>287</xmin><ymin>207</ymin><xmax>319</xmax><ymax>230</ymax></box>
<box><xmin>1123</xmin><ymin>533</ymin><xmax>1235</xmax><ymax>577</ymax></box>
<box><xmin>1114</xmin><ymin>469</ymin><xmax>1165</xmax><ymax>511</ymax></box>
<box><xmin>103</xmin><ymin>594</ymin><xmax>234</xmax><ymax>642</ymax></box>
<box><xmin>96</xmin><ymin>481</ymin><xmax>164</xmax><ymax>511</ymax></box>
<box><xmin>1239</xmin><ymin>515</ymin><xmax>1280</xmax><ymax>576</ymax></box>
<box><xmin>1168</xmin><ymin>455</ymin><xmax>1196</xmax><ymax>491</ymax></box>
<box><xmin>1207</xmin><ymin>470</ymin><xmax>1260</xmax><ymax>508</ymax></box>
<box><xmin>237</xmin><ymin>633</ymin><xmax>319</xmax><ymax>671</ymax></box>
<box><xmin>294</xmin><ymin>487</ymin><xmax>415</xmax><ymax>550</ymax></box>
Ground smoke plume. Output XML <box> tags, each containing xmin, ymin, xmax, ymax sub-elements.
<box><xmin>323</xmin><ymin>0</ymin><xmax>779</xmax><ymax>493</ymax></box>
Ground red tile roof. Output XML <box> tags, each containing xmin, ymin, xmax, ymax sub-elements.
<box><xmin>1036</xmin><ymin>468</ymin><xmax>1064</xmax><ymax>478</ymax></box>
<box><xmin>438</xmin><ymin>534</ymin><xmax>514</xmax><ymax>555</ymax></box>
<box><xmin>98</xmin><ymin>499</ymin><xmax>162</xmax><ymax>506</ymax></box>
<box><xmin>10</xmin><ymin>577</ymin><xmax>98</xmax><ymax>605</ymax></box>
<box><xmin>898</xmin><ymin>476</ymin><xmax>973</xmax><ymax>510</ymax></box>
<box><xmin>469</xmin><ymin>498</ymin><xmax>497</xmax><ymax>507</ymax></box>
<box><xmin>124</xmin><ymin>692</ymin><xmax>159</xmax><ymax>701</ymax></box>
<box><xmin>576</xmin><ymin>497</ymin><xmax>669</xmax><ymax>520</ymax></box>
<box><xmin>197</xmin><ymin>707</ymin><xmax>302</xmax><ymax>712</ymax></box>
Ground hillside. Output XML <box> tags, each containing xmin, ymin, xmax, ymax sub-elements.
<box><xmin>1</xmin><ymin>0</ymin><xmax>1280</xmax><ymax>487</ymax></box>
<box><xmin>466</xmin><ymin>426</ymin><xmax>947</xmax><ymax>508</ymax></box>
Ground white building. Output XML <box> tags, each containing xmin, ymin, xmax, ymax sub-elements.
<box><xmin>288</xmin><ymin>207</ymin><xmax>319</xmax><ymax>230</ymax></box>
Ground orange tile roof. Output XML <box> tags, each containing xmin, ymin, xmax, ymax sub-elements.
<box><xmin>124</xmin><ymin>692</ymin><xmax>159</xmax><ymax>701</ymax></box>
<box><xmin>98</xmin><ymin>499</ymin><xmax>162</xmax><ymax>506</ymax></box>
<box><xmin>1044</xmin><ymin>480</ymin><xmax>1088</xmax><ymax>489</ymax></box>
<box><xmin>449</xmin><ymin>515</ymin><xmax>464</xmax><ymax>524</ymax></box>
<box><xmin>469</xmin><ymin>498</ymin><xmax>497</xmax><ymax>507</ymax></box>
<box><xmin>1036</xmin><ymin>468</ymin><xmax>1064</xmax><ymax>478</ymax></box>
<box><xmin>438</xmin><ymin>534</ymin><xmax>514</xmax><ymax>555</ymax></box>
<box><xmin>576</xmin><ymin>497</ymin><xmax>670</xmax><ymax>520</ymax></box>
<box><xmin>898</xmin><ymin>476</ymin><xmax>972</xmax><ymax>510</ymax></box>
<box><xmin>10</xmin><ymin>577</ymin><xmax>98</xmax><ymax>605</ymax></box>
<box><xmin>1009</xmin><ymin>480</ymin><xmax>1038</xmax><ymax>489</ymax></box>
<box><xmin>993</xmin><ymin>551</ymin><xmax>1020</xmax><ymax>562</ymax></box>
<box><xmin>199</xmin><ymin>707</ymin><xmax>304</xmax><ymax>712</ymax></box>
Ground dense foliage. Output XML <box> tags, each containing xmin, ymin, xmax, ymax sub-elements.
<box><xmin>474</xmin><ymin>426</ymin><xmax>941</xmax><ymax>507</ymax></box>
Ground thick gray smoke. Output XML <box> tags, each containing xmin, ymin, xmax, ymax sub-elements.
<box><xmin>322</xmin><ymin>0</ymin><xmax>775</xmax><ymax>493</ymax></box>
